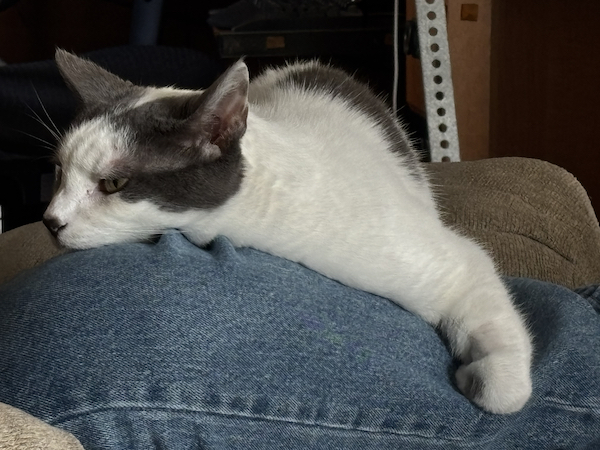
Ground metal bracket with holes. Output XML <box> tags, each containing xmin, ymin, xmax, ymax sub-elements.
<box><xmin>415</xmin><ymin>0</ymin><xmax>460</xmax><ymax>162</ymax></box>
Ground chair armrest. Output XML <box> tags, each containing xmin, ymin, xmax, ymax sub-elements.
<box><xmin>427</xmin><ymin>157</ymin><xmax>600</xmax><ymax>289</ymax></box>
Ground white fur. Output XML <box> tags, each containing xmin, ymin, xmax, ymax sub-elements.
<box><xmin>45</xmin><ymin>62</ymin><xmax>532</xmax><ymax>414</ymax></box>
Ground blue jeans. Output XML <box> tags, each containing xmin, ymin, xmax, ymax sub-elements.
<box><xmin>0</xmin><ymin>231</ymin><xmax>599</xmax><ymax>449</ymax></box>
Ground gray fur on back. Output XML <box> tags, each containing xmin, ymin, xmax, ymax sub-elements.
<box><xmin>275</xmin><ymin>63</ymin><xmax>422</xmax><ymax>178</ymax></box>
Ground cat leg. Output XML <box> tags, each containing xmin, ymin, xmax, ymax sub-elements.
<box><xmin>309</xmin><ymin>225</ymin><xmax>532</xmax><ymax>414</ymax></box>
<box><xmin>434</xmin><ymin>234</ymin><xmax>533</xmax><ymax>414</ymax></box>
<box><xmin>361</xmin><ymin>223</ymin><xmax>533</xmax><ymax>414</ymax></box>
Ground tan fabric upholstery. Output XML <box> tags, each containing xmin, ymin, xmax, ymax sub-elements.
<box><xmin>426</xmin><ymin>158</ymin><xmax>600</xmax><ymax>289</ymax></box>
<box><xmin>0</xmin><ymin>221</ymin><xmax>66</xmax><ymax>286</ymax></box>
<box><xmin>0</xmin><ymin>403</ymin><xmax>83</xmax><ymax>450</ymax></box>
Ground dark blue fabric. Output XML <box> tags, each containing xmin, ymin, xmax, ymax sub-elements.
<box><xmin>0</xmin><ymin>231</ymin><xmax>599</xmax><ymax>449</ymax></box>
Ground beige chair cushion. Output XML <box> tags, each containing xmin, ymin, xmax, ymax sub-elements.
<box><xmin>0</xmin><ymin>402</ymin><xmax>83</xmax><ymax>450</ymax></box>
<box><xmin>426</xmin><ymin>157</ymin><xmax>600</xmax><ymax>289</ymax></box>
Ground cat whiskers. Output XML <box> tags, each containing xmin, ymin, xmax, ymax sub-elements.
<box><xmin>32</xmin><ymin>86</ymin><xmax>62</xmax><ymax>140</ymax></box>
<box><xmin>97</xmin><ymin>226</ymin><xmax>165</xmax><ymax>238</ymax></box>
<box><xmin>15</xmin><ymin>129</ymin><xmax>56</xmax><ymax>151</ymax></box>
<box><xmin>109</xmin><ymin>229</ymin><xmax>163</xmax><ymax>236</ymax></box>
<box><xmin>24</xmin><ymin>104</ymin><xmax>61</xmax><ymax>143</ymax></box>
<box><xmin>17</xmin><ymin>87</ymin><xmax>62</xmax><ymax>152</ymax></box>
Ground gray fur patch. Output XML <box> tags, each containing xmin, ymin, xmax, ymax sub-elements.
<box><xmin>108</xmin><ymin>93</ymin><xmax>245</xmax><ymax>212</ymax></box>
<box><xmin>56</xmin><ymin>49</ymin><xmax>144</xmax><ymax>109</ymax></box>
<box><xmin>118</xmin><ymin>149</ymin><xmax>244</xmax><ymax>213</ymax></box>
<box><xmin>278</xmin><ymin>64</ymin><xmax>422</xmax><ymax>178</ymax></box>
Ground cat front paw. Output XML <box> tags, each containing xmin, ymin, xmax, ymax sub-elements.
<box><xmin>455</xmin><ymin>354</ymin><xmax>532</xmax><ymax>414</ymax></box>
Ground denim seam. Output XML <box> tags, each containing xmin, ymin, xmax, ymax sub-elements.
<box><xmin>543</xmin><ymin>397</ymin><xmax>600</xmax><ymax>414</ymax></box>
<box><xmin>49</xmin><ymin>404</ymin><xmax>493</xmax><ymax>444</ymax></box>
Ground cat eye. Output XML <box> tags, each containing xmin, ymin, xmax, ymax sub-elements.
<box><xmin>99</xmin><ymin>177</ymin><xmax>129</xmax><ymax>194</ymax></box>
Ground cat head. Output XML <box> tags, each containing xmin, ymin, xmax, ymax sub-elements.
<box><xmin>43</xmin><ymin>49</ymin><xmax>248</xmax><ymax>249</ymax></box>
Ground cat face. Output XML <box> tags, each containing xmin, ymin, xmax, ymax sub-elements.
<box><xmin>43</xmin><ymin>50</ymin><xmax>249</xmax><ymax>249</ymax></box>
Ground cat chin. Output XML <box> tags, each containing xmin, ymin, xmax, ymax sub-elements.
<box><xmin>53</xmin><ymin>235</ymin><xmax>111</xmax><ymax>250</ymax></box>
<box><xmin>53</xmin><ymin>229</ymin><xmax>153</xmax><ymax>250</ymax></box>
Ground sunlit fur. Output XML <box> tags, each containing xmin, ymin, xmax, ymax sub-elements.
<box><xmin>45</xmin><ymin>56</ymin><xmax>532</xmax><ymax>414</ymax></box>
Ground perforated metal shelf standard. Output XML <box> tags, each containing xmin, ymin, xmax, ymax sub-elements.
<box><xmin>415</xmin><ymin>0</ymin><xmax>460</xmax><ymax>162</ymax></box>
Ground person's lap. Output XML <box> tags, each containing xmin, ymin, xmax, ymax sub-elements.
<box><xmin>0</xmin><ymin>231</ymin><xmax>599</xmax><ymax>449</ymax></box>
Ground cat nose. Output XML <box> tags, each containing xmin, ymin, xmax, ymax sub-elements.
<box><xmin>42</xmin><ymin>216</ymin><xmax>67</xmax><ymax>237</ymax></box>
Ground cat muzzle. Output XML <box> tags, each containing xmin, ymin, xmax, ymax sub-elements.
<box><xmin>42</xmin><ymin>216</ymin><xmax>67</xmax><ymax>238</ymax></box>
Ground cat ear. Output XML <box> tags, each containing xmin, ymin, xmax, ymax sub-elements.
<box><xmin>185</xmin><ymin>60</ymin><xmax>249</xmax><ymax>159</ymax></box>
<box><xmin>55</xmin><ymin>48</ymin><xmax>140</xmax><ymax>106</ymax></box>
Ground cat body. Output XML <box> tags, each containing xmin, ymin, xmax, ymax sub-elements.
<box><xmin>44</xmin><ymin>50</ymin><xmax>532</xmax><ymax>414</ymax></box>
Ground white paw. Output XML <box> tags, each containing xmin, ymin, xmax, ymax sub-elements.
<box><xmin>455</xmin><ymin>354</ymin><xmax>532</xmax><ymax>414</ymax></box>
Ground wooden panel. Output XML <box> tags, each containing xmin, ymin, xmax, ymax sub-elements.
<box><xmin>490</xmin><ymin>0</ymin><xmax>600</xmax><ymax>211</ymax></box>
<box><xmin>446</xmin><ymin>0</ymin><xmax>491</xmax><ymax>160</ymax></box>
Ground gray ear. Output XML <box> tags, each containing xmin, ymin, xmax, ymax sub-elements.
<box><xmin>185</xmin><ymin>60</ymin><xmax>249</xmax><ymax>156</ymax></box>
<box><xmin>55</xmin><ymin>48</ymin><xmax>140</xmax><ymax>106</ymax></box>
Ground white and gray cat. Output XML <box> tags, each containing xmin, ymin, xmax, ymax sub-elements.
<box><xmin>44</xmin><ymin>50</ymin><xmax>532</xmax><ymax>414</ymax></box>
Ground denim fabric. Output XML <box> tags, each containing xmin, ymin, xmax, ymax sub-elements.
<box><xmin>0</xmin><ymin>231</ymin><xmax>599</xmax><ymax>449</ymax></box>
<box><xmin>576</xmin><ymin>284</ymin><xmax>600</xmax><ymax>315</ymax></box>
